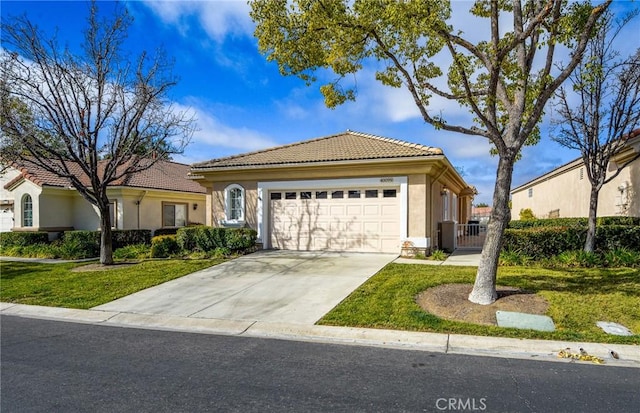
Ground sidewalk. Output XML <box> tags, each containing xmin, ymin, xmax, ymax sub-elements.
<box><xmin>394</xmin><ymin>249</ymin><xmax>482</xmax><ymax>266</ymax></box>
<box><xmin>2</xmin><ymin>302</ymin><xmax>638</xmax><ymax>368</ymax></box>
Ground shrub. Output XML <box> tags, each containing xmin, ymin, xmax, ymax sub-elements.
<box><xmin>153</xmin><ymin>228</ymin><xmax>179</xmax><ymax>237</ymax></box>
<box><xmin>518</xmin><ymin>208</ymin><xmax>536</xmax><ymax>220</ymax></box>
<box><xmin>429</xmin><ymin>249</ymin><xmax>447</xmax><ymax>261</ymax></box>
<box><xmin>509</xmin><ymin>216</ymin><xmax>640</xmax><ymax>229</ymax></box>
<box><xmin>176</xmin><ymin>226</ymin><xmax>257</xmax><ymax>252</ymax></box>
<box><xmin>61</xmin><ymin>231</ymin><xmax>100</xmax><ymax>258</ymax></box>
<box><xmin>499</xmin><ymin>250</ymin><xmax>533</xmax><ymax>266</ymax></box>
<box><xmin>151</xmin><ymin>235</ymin><xmax>180</xmax><ymax>258</ymax></box>
<box><xmin>113</xmin><ymin>243</ymin><xmax>151</xmax><ymax>260</ymax></box>
<box><xmin>503</xmin><ymin>224</ymin><xmax>640</xmax><ymax>259</ymax></box>
<box><xmin>225</xmin><ymin>228</ymin><xmax>257</xmax><ymax>251</ymax></box>
<box><xmin>112</xmin><ymin>229</ymin><xmax>152</xmax><ymax>248</ymax></box>
<box><xmin>0</xmin><ymin>231</ymin><xmax>49</xmax><ymax>247</ymax></box>
<box><xmin>603</xmin><ymin>248</ymin><xmax>640</xmax><ymax>268</ymax></box>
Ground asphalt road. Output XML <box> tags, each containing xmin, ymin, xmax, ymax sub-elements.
<box><xmin>1</xmin><ymin>315</ymin><xmax>638</xmax><ymax>412</ymax></box>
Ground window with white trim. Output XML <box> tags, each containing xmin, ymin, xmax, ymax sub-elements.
<box><xmin>109</xmin><ymin>201</ymin><xmax>118</xmax><ymax>229</ymax></box>
<box><xmin>225</xmin><ymin>184</ymin><xmax>245</xmax><ymax>222</ymax></box>
<box><xmin>22</xmin><ymin>194</ymin><xmax>33</xmax><ymax>227</ymax></box>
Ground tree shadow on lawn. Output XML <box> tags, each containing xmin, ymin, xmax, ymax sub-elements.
<box><xmin>498</xmin><ymin>267</ymin><xmax>640</xmax><ymax>296</ymax></box>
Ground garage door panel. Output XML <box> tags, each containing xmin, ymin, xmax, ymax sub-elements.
<box><xmin>270</xmin><ymin>187</ymin><xmax>400</xmax><ymax>253</ymax></box>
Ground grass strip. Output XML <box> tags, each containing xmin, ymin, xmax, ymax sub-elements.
<box><xmin>0</xmin><ymin>259</ymin><xmax>225</xmax><ymax>309</ymax></box>
<box><xmin>318</xmin><ymin>264</ymin><xmax>640</xmax><ymax>345</ymax></box>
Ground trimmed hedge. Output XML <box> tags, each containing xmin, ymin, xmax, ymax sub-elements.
<box><xmin>508</xmin><ymin>216</ymin><xmax>640</xmax><ymax>229</ymax></box>
<box><xmin>176</xmin><ymin>226</ymin><xmax>257</xmax><ymax>252</ymax></box>
<box><xmin>153</xmin><ymin>228</ymin><xmax>179</xmax><ymax>237</ymax></box>
<box><xmin>0</xmin><ymin>231</ymin><xmax>49</xmax><ymax>247</ymax></box>
<box><xmin>502</xmin><ymin>225</ymin><xmax>640</xmax><ymax>258</ymax></box>
<box><xmin>61</xmin><ymin>229</ymin><xmax>152</xmax><ymax>258</ymax></box>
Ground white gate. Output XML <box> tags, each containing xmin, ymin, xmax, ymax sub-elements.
<box><xmin>456</xmin><ymin>223</ymin><xmax>486</xmax><ymax>250</ymax></box>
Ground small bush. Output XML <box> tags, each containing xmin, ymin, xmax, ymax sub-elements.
<box><xmin>603</xmin><ymin>248</ymin><xmax>640</xmax><ymax>268</ymax></box>
<box><xmin>499</xmin><ymin>250</ymin><xmax>532</xmax><ymax>266</ymax></box>
<box><xmin>151</xmin><ymin>235</ymin><xmax>180</xmax><ymax>258</ymax></box>
<box><xmin>0</xmin><ymin>231</ymin><xmax>49</xmax><ymax>247</ymax></box>
<box><xmin>518</xmin><ymin>208</ymin><xmax>536</xmax><ymax>220</ymax></box>
<box><xmin>62</xmin><ymin>231</ymin><xmax>100</xmax><ymax>258</ymax></box>
<box><xmin>114</xmin><ymin>244</ymin><xmax>151</xmax><ymax>260</ymax></box>
<box><xmin>429</xmin><ymin>249</ymin><xmax>447</xmax><ymax>261</ymax></box>
<box><xmin>1</xmin><ymin>243</ymin><xmax>58</xmax><ymax>258</ymax></box>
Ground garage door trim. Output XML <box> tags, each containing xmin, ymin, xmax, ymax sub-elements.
<box><xmin>257</xmin><ymin>176</ymin><xmax>407</xmax><ymax>249</ymax></box>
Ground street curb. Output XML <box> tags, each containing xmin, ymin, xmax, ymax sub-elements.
<box><xmin>2</xmin><ymin>302</ymin><xmax>638</xmax><ymax>368</ymax></box>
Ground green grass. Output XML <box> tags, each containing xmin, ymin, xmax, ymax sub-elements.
<box><xmin>318</xmin><ymin>264</ymin><xmax>640</xmax><ymax>345</ymax></box>
<box><xmin>0</xmin><ymin>259</ymin><xmax>226</xmax><ymax>309</ymax></box>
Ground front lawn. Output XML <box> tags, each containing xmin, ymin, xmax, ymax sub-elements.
<box><xmin>0</xmin><ymin>259</ymin><xmax>225</xmax><ymax>309</ymax></box>
<box><xmin>318</xmin><ymin>264</ymin><xmax>640</xmax><ymax>345</ymax></box>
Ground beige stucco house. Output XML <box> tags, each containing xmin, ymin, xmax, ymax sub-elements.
<box><xmin>190</xmin><ymin>131</ymin><xmax>476</xmax><ymax>254</ymax></box>
<box><xmin>511</xmin><ymin>132</ymin><xmax>640</xmax><ymax>219</ymax></box>
<box><xmin>2</xmin><ymin>160</ymin><xmax>206</xmax><ymax>237</ymax></box>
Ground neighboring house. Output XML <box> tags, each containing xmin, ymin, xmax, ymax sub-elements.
<box><xmin>190</xmin><ymin>131</ymin><xmax>476</xmax><ymax>254</ymax></box>
<box><xmin>511</xmin><ymin>132</ymin><xmax>640</xmax><ymax>219</ymax></box>
<box><xmin>1</xmin><ymin>160</ymin><xmax>206</xmax><ymax>237</ymax></box>
<box><xmin>471</xmin><ymin>206</ymin><xmax>492</xmax><ymax>224</ymax></box>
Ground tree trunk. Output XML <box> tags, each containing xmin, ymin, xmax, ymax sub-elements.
<box><xmin>468</xmin><ymin>154</ymin><xmax>516</xmax><ymax>305</ymax></box>
<box><xmin>98</xmin><ymin>201</ymin><xmax>114</xmax><ymax>265</ymax></box>
<box><xmin>584</xmin><ymin>186</ymin><xmax>600</xmax><ymax>253</ymax></box>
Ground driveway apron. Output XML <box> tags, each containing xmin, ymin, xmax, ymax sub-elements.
<box><xmin>93</xmin><ymin>250</ymin><xmax>396</xmax><ymax>324</ymax></box>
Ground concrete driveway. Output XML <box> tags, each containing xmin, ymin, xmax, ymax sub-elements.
<box><xmin>93</xmin><ymin>250</ymin><xmax>396</xmax><ymax>324</ymax></box>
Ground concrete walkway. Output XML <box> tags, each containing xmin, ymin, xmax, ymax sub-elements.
<box><xmin>394</xmin><ymin>249</ymin><xmax>482</xmax><ymax>266</ymax></box>
<box><xmin>2</xmin><ymin>302</ymin><xmax>638</xmax><ymax>368</ymax></box>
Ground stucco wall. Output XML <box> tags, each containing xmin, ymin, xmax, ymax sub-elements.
<box><xmin>511</xmin><ymin>156</ymin><xmax>640</xmax><ymax>219</ymax></box>
<box><xmin>211</xmin><ymin>181</ymin><xmax>258</xmax><ymax>228</ymax></box>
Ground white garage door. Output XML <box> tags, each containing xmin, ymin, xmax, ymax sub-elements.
<box><xmin>270</xmin><ymin>188</ymin><xmax>400</xmax><ymax>253</ymax></box>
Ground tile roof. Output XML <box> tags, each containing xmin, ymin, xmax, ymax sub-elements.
<box><xmin>191</xmin><ymin>130</ymin><xmax>443</xmax><ymax>170</ymax></box>
<box><xmin>5</xmin><ymin>159</ymin><xmax>205</xmax><ymax>194</ymax></box>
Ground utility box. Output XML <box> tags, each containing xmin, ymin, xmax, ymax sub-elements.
<box><xmin>438</xmin><ymin>221</ymin><xmax>456</xmax><ymax>252</ymax></box>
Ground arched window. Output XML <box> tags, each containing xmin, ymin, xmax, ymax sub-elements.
<box><xmin>225</xmin><ymin>184</ymin><xmax>245</xmax><ymax>222</ymax></box>
<box><xmin>22</xmin><ymin>194</ymin><xmax>33</xmax><ymax>227</ymax></box>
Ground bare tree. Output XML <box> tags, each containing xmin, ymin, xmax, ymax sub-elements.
<box><xmin>553</xmin><ymin>10</ymin><xmax>640</xmax><ymax>252</ymax></box>
<box><xmin>251</xmin><ymin>0</ymin><xmax>610</xmax><ymax>304</ymax></box>
<box><xmin>0</xmin><ymin>1</ymin><xmax>195</xmax><ymax>264</ymax></box>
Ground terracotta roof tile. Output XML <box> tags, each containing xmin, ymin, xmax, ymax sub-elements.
<box><xmin>5</xmin><ymin>159</ymin><xmax>205</xmax><ymax>194</ymax></box>
<box><xmin>191</xmin><ymin>131</ymin><xmax>443</xmax><ymax>170</ymax></box>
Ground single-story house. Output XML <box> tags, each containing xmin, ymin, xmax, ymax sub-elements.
<box><xmin>190</xmin><ymin>130</ymin><xmax>476</xmax><ymax>254</ymax></box>
<box><xmin>1</xmin><ymin>159</ymin><xmax>206</xmax><ymax>236</ymax></box>
<box><xmin>511</xmin><ymin>130</ymin><xmax>640</xmax><ymax>219</ymax></box>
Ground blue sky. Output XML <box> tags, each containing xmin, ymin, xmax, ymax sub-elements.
<box><xmin>2</xmin><ymin>1</ymin><xmax>638</xmax><ymax>205</ymax></box>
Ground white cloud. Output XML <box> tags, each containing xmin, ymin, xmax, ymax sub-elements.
<box><xmin>141</xmin><ymin>0</ymin><xmax>253</xmax><ymax>42</ymax></box>
<box><xmin>175</xmin><ymin>102</ymin><xmax>278</xmax><ymax>156</ymax></box>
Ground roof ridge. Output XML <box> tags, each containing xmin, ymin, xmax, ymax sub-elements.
<box><xmin>191</xmin><ymin>132</ymin><xmax>349</xmax><ymax>167</ymax></box>
<box><xmin>192</xmin><ymin>130</ymin><xmax>442</xmax><ymax>168</ymax></box>
<box><xmin>346</xmin><ymin>130</ymin><xmax>443</xmax><ymax>154</ymax></box>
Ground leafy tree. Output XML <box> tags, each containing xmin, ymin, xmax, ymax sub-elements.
<box><xmin>0</xmin><ymin>1</ymin><xmax>195</xmax><ymax>265</ymax></box>
<box><xmin>475</xmin><ymin>203</ymin><xmax>490</xmax><ymax>208</ymax></box>
<box><xmin>552</xmin><ymin>9</ymin><xmax>640</xmax><ymax>252</ymax></box>
<box><xmin>251</xmin><ymin>0</ymin><xmax>610</xmax><ymax>304</ymax></box>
